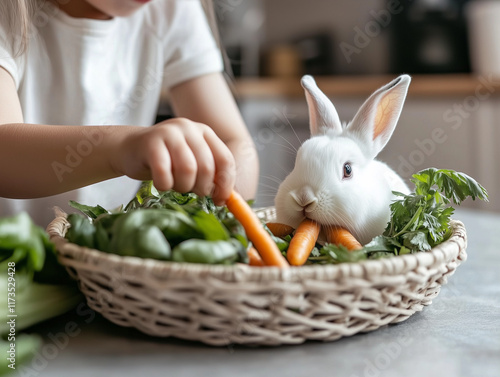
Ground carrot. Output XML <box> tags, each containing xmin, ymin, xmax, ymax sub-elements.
<box><xmin>266</xmin><ymin>222</ymin><xmax>294</xmax><ymax>237</ymax></box>
<box><xmin>247</xmin><ymin>247</ymin><xmax>265</xmax><ymax>267</ymax></box>
<box><xmin>286</xmin><ymin>219</ymin><xmax>320</xmax><ymax>266</ymax></box>
<box><xmin>226</xmin><ymin>190</ymin><xmax>289</xmax><ymax>268</ymax></box>
<box><xmin>325</xmin><ymin>226</ymin><xmax>363</xmax><ymax>250</ymax></box>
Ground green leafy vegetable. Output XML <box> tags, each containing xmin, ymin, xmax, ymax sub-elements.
<box><xmin>115</xmin><ymin>224</ymin><xmax>171</xmax><ymax>260</ymax></box>
<box><xmin>108</xmin><ymin>209</ymin><xmax>202</xmax><ymax>250</ymax></box>
<box><xmin>67</xmin><ymin>182</ymin><xmax>250</xmax><ymax>264</ymax></box>
<box><xmin>381</xmin><ymin>168</ymin><xmax>488</xmax><ymax>254</ymax></box>
<box><xmin>69</xmin><ymin>201</ymin><xmax>109</xmax><ymax>220</ymax></box>
<box><xmin>172</xmin><ymin>239</ymin><xmax>245</xmax><ymax>264</ymax></box>
<box><xmin>0</xmin><ymin>213</ymin><xmax>47</xmax><ymax>273</ymax></box>
<box><xmin>65</xmin><ymin>214</ymin><xmax>96</xmax><ymax>250</ymax></box>
<box><xmin>316</xmin><ymin>244</ymin><xmax>368</xmax><ymax>264</ymax></box>
<box><xmin>0</xmin><ymin>213</ymin><xmax>81</xmax><ymax>373</ymax></box>
<box><xmin>192</xmin><ymin>211</ymin><xmax>230</xmax><ymax>241</ymax></box>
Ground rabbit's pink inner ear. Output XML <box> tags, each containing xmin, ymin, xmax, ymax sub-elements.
<box><xmin>373</xmin><ymin>90</ymin><xmax>402</xmax><ymax>140</ymax></box>
<box><xmin>304</xmin><ymin>91</ymin><xmax>322</xmax><ymax>134</ymax></box>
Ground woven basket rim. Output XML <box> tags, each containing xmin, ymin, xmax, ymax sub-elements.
<box><xmin>47</xmin><ymin>208</ymin><xmax>467</xmax><ymax>282</ymax></box>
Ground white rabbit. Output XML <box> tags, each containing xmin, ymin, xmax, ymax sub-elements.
<box><xmin>274</xmin><ymin>74</ymin><xmax>412</xmax><ymax>245</ymax></box>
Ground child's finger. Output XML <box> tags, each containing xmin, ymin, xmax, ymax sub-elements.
<box><xmin>164</xmin><ymin>133</ymin><xmax>198</xmax><ymax>193</ymax></box>
<box><xmin>184</xmin><ymin>134</ymin><xmax>216</xmax><ymax>197</ymax></box>
<box><xmin>203</xmin><ymin>128</ymin><xmax>236</xmax><ymax>204</ymax></box>
<box><xmin>147</xmin><ymin>138</ymin><xmax>174</xmax><ymax>191</ymax></box>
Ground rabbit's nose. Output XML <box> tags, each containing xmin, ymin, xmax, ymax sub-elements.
<box><xmin>290</xmin><ymin>187</ymin><xmax>318</xmax><ymax>213</ymax></box>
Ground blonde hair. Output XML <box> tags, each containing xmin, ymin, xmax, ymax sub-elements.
<box><xmin>0</xmin><ymin>0</ymin><xmax>38</xmax><ymax>57</ymax></box>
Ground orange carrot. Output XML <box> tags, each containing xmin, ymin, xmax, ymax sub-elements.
<box><xmin>226</xmin><ymin>190</ymin><xmax>289</xmax><ymax>268</ymax></box>
<box><xmin>286</xmin><ymin>219</ymin><xmax>321</xmax><ymax>266</ymax></box>
<box><xmin>325</xmin><ymin>226</ymin><xmax>363</xmax><ymax>250</ymax></box>
<box><xmin>266</xmin><ymin>222</ymin><xmax>294</xmax><ymax>237</ymax></box>
<box><xmin>247</xmin><ymin>247</ymin><xmax>265</xmax><ymax>267</ymax></box>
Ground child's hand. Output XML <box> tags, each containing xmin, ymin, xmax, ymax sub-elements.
<box><xmin>114</xmin><ymin>118</ymin><xmax>236</xmax><ymax>205</ymax></box>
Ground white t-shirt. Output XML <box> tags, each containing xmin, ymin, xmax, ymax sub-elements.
<box><xmin>0</xmin><ymin>0</ymin><xmax>223</xmax><ymax>226</ymax></box>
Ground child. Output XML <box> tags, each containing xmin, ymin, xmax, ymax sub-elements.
<box><xmin>0</xmin><ymin>0</ymin><xmax>259</xmax><ymax>226</ymax></box>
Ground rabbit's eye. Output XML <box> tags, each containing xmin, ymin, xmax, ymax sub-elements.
<box><xmin>343</xmin><ymin>163</ymin><xmax>352</xmax><ymax>179</ymax></box>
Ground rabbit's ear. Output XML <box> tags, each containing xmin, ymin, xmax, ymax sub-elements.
<box><xmin>347</xmin><ymin>74</ymin><xmax>411</xmax><ymax>159</ymax></box>
<box><xmin>301</xmin><ymin>75</ymin><xmax>342</xmax><ymax>136</ymax></box>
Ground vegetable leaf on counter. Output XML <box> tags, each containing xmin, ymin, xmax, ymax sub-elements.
<box><xmin>0</xmin><ymin>212</ymin><xmax>82</xmax><ymax>373</ymax></box>
<box><xmin>0</xmin><ymin>213</ymin><xmax>47</xmax><ymax>273</ymax></box>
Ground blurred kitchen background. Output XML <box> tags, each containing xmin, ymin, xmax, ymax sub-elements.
<box><xmin>197</xmin><ymin>0</ymin><xmax>500</xmax><ymax>210</ymax></box>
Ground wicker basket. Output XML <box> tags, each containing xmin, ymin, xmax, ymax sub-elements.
<box><xmin>47</xmin><ymin>207</ymin><xmax>467</xmax><ymax>346</ymax></box>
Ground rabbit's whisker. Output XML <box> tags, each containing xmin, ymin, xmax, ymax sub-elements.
<box><xmin>266</xmin><ymin>127</ymin><xmax>298</xmax><ymax>153</ymax></box>
<box><xmin>279</xmin><ymin>110</ymin><xmax>303</xmax><ymax>146</ymax></box>
<box><xmin>260</xmin><ymin>175</ymin><xmax>283</xmax><ymax>185</ymax></box>
<box><xmin>258</xmin><ymin>184</ymin><xmax>279</xmax><ymax>191</ymax></box>
<box><xmin>269</xmin><ymin>143</ymin><xmax>297</xmax><ymax>156</ymax></box>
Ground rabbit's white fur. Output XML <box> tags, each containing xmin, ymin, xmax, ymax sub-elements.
<box><xmin>275</xmin><ymin>75</ymin><xmax>411</xmax><ymax>245</ymax></box>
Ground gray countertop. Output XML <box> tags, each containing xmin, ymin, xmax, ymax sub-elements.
<box><xmin>18</xmin><ymin>208</ymin><xmax>500</xmax><ymax>377</ymax></box>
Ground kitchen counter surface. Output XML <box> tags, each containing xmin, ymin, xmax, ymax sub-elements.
<box><xmin>19</xmin><ymin>208</ymin><xmax>500</xmax><ymax>377</ymax></box>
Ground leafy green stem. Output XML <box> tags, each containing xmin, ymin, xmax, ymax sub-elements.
<box><xmin>392</xmin><ymin>205</ymin><xmax>423</xmax><ymax>238</ymax></box>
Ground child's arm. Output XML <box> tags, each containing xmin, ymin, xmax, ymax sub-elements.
<box><xmin>169</xmin><ymin>72</ymin><xmax>259</xmax><ymax>200</ymax></box>
<box><xmin>0</xmin><ymin>67</ymin><xmax>236</xmax><ymax>204</ymax></box>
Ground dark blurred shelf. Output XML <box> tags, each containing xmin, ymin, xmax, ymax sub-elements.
<box><xmin>233</xmin><ymin>74</ymin><xmax>499</xmax><ymax>98</ymax></box>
